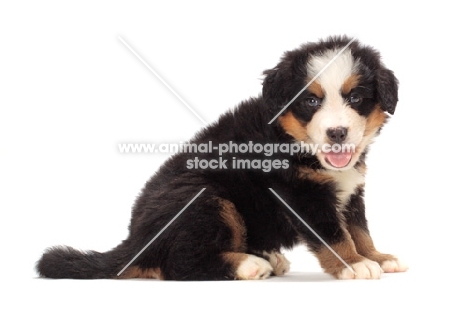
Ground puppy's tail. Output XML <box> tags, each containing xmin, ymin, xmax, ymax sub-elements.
<box><xmin>36</xmin><ymin>242</ymin><xmax>133</xmax><ymax>279</ymax></box>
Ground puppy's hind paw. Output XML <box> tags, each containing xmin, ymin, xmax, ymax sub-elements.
<box><xmin>267</xmin><ymin>251</ymin><xmax>291</xmax><ymax>276</ymax></box>
<box><xmin>236</xmin><ymin>255</ymin><xmax>273</xmax><ymax>280</ymax></box>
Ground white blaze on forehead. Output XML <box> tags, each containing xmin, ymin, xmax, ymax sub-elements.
<box><xmin>306</xmin><ymin>48</ymin><xmax>364</xmax><ymax>132</ymax></box>
<box><xmin>307</xmin><ymin>49</ymin><xmax>359</xmax><ymax>91</ymax></box>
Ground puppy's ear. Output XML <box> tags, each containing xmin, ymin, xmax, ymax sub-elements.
<box><xmin>262</xmin><ymin>67</ymin><xmax>289</xmax><ymax>113</ymax></box>
<box><xmin>262</xmin><ymin>48</ymin><xmax>309</xmax><ymax>114</ymax></box>
<box><xmin>262</xmin><ymin>55</ymin><xmax>306</xmax><ymax>114</ymax></box>
<box><xmin>376</xmin><ymin>68</ymin><xmax>399</xmax><ymax>115</ymax></box>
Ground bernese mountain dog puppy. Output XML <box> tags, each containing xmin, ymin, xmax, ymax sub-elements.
<box><xmin>37</xmin><ymin>36</ymin><xmax>408</xmax><ymax>280</ymax></box>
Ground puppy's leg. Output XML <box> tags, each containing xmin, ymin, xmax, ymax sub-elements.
<box><xmin>347</xmin><ymin>225</ymin><xmax>408</xmax><ymax>273</ymax></box>
<box><xmin>344</xmin><ymin>189</ymin><xmax>408</xmax><ymax>273</ymax></box>
<box><xmin>312</xmin><ymin>231</ymin><xmax>383</xmax><ymax>280</ymax></box>
<box><xmin>158</xmin><ymin>197</ymin><xmax>273</xmax><ymax>280</ymax></box>
<box><xmin>291</xmin><ymin>202</ymin><xmax>381</xmax><ymax>279</ymax></box>
<box><xmin>295</xmin><ymin>215</ymin><xmax>382</xmax><ymax>279</ymax></box>
<box><xmin>218</xmin><ymin>199</ymin><xmax>274</xmax><ymax>280</ymax></box>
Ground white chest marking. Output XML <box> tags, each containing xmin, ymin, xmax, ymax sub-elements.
<box><xmin>322</xmin><ymin>168</ymin><xmax>365</xmax><ymax>209</ymax></box>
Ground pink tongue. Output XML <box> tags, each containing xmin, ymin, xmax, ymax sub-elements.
<box><xmin>325</xmin><ymin>152</ymin><xmax>353</xmax><ymax>168</ymax></box>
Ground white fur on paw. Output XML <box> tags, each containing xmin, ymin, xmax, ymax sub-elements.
<box><xmin>381</xmin><ymin>259</ymin><xmax>408</xmax><ymax>273</ymax></box>
<box><xmin>338</xmin><ymin>259</ymin><xmax>382</xmax><ymax>280</ymax></box>
<box><xmin>263</xmin><ymin>251</ymin><xmax>290</xmax><ymax>276</ymax></box>
<box><xmin>236</xmin><ymin>255</ymin><xmax>273</xmax><ymax>280</ymax></box>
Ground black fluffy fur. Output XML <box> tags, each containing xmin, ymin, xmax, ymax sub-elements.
<box><xmin>36</xmin><ymin>36</ymin><xmax>398</xmax><ymax>280</ymax></box>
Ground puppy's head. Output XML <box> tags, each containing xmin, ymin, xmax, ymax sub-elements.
<box><xmin>263</xmin><ymin>36</ymin><xmax>398</xmax><ymax>170</ymax></box>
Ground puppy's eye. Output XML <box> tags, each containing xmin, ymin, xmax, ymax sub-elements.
<box><xmin>348</xmin><ymin>94</ymin><xmax>363</xmax><ymax>105</ymax></box>
<box><xmin>303</xmin><ymin>96</ymin><xmax>322</xmax><ymax>108</ymax></box>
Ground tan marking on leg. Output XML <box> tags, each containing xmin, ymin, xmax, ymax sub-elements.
<box><xmin>314</xmin><ymin>229</ymin><xmax>382</xmax><ymax>279</ymax></box>
<box><xmin>348</xmin><ymin>225</ymin><xmax>407</xmax><ymax>272</ymax></box>
<box><xmin>218</xmin><ymin>198</ymin><xmax>247</xmax><ymax>252</ymax></box>
<box><xmin>341</xmin><ymin>74</ymin><xmax>361</xmax><ymax>95</ymax></box>
<box><xmin>279</xmin><ymin>112</ymin><xmax>309</xmax><ymax>141</ymax></box>
<box><xmin>348</xmin><ymin>224</ymin><xmax>395</xmax><ymax>263</ymax></box>
<box><xmin>315</xmin><ymin>238</ymin><xmax>362</xmax><ymax>277</ymax></box>
<box><xmin>118</xmin><ymin>266</ymin><xmax>164</xmax><ymax>280</ymax></box>
<box><xmin>347</xmin><ymin>225</ymin><xmax>378</xmax><ymax>256</ymax></box>
<box><xmin>222</xmin><ymin>252</ymin><xmax>248</xmax><ymax>269</ymax></box>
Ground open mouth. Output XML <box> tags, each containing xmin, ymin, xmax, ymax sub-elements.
<box><xmin>324</xmin><ymin>151</ymin><xmax>353</xmax><ymax>168</ymax></box>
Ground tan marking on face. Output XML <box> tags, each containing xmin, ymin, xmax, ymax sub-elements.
<box><xmin>118</xmin><ymin>266</ymin><xmax>164</xmax><ymax>280</ymax></box>
<box><xmin>218</xmin><ymin>198</ymin><xmax>247</xmax><ymax>251</ymax></box>
<box><xmin>305</xmin><ymin>73</ymin><xmax>367</xmax><ymax>170</ymax></box>
<box><xmin>279</xmin><ymin>112</ymin><xmax>309</xmax><ymax>141</ymax></box>
<box><xmin>305</xmin><ymin>49</ymin><xmax>369</xmax><ymax>170</ymax></box>
<box><xmin>364</xmin><ymin>106</ymin><xmax>387</xmax><ymax>136</ymax></box>
<box><xmin>341</xmin><ymin>74</ymin><xmax>361</xmax><ymax>95</ymax></box>
<box><xmin>307</xmin><ymin>80</ymin><xmax>324</xmax><ymax>98</ymax></box>
<box><xmin>352</xmin><ymin>106</ymin><xmax>388</xmax><ymax>156</ymax></box>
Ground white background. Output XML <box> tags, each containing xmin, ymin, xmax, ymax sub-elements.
<box><xmin>1</xmin><ymin>1</ymin><xmax>466</xmax><ymax>310</ymax></box>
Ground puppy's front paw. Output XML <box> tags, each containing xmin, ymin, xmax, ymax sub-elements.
<box><xmin>381</xmin><ymin>259</ymin><xmax>408</xmax><ymax>273</ymax></box>
<box><xmin>337</xmin><ymin>259</ymin><xmax>382</xmax><ymax>280</ymax></box>
<box><xmin>365</xmin><ymin>252</ymin><xmax>409</xmax><ymax>273</ymax></box>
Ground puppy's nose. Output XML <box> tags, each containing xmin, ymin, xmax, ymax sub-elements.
<box><xmin>326</xmin><ymin>127</ymin><xmax>348</xmax><ymax>143</ymax></box>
